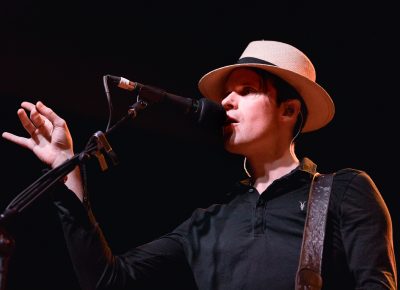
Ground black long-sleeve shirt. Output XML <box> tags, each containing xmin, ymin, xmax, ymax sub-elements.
<box><xmin>53</xmin><ymin>158</ymin><xmax>397</xmax><ymax>290</ymax></box>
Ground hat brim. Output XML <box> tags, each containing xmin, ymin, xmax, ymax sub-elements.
<box><xmin>198</xmin><ymin>63</ymin><xmax>335</xmax><ymax>132</ymax></box>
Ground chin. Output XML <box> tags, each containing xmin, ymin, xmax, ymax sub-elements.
<box><xmin>223</xmin><ymin>140</ymin><xmax>244</xmax><ymax>155</ymax></box>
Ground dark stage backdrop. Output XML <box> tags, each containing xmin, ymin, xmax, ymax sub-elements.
<box><xmin>0</xmin><ymin>1</ymin><xmax>398</xmax><ymax>289</ymax></box>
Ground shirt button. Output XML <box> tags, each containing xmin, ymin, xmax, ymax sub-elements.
<box><xmin>249</xmin><ymin>188</ymin><xmax>254</xmax><ymax>193</ymax></box>
<box><xmin>257</xmin><ymin>199</ymin><xmax>266</xmax><ymax>206</ymax></box>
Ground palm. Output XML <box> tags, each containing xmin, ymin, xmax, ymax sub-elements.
<box><xmin>31</xmin><ymin>123</ymin><xmax>73</xmax><ymax>166</ymax></box>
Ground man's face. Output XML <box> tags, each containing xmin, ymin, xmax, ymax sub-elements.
<box><xmin>221</xmin><ymin>68</ymin><xmax>283</xmax><ymax>156</ymax></box>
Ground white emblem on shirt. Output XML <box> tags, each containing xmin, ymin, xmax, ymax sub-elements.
<box><xmin>299</xmin><ymin>201</ymin><xmax>307</xmax><ymax>211</ymax></box>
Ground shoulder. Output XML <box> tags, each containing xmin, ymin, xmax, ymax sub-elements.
<box><xmin>171</xmin><ymin>203</ymin><xmax>226</xmax><ymax>242</ymax></box>
<box><xmin>331</xmin><ymin>168</ymin><xmax>380</xmax><ymax>199</ymax></box>
<box><xmin>329</xmin><ymin>168</ymin><xmax>390</xmax><ymax>220</ymax></box>
<box><xmin>332</xmin><ymin>167</ymin><xmax>364</xmax><ymax>183</ymax></box>
<box><xmin>332</xmin><ymin>168</ymin><xmax>378</xmax><ymax>197</ymax></box>
<box><xmin>189</xmin><ymin>202</ymin><xmax>229</xmax><ymax>221</ymax></box>
<box><xmin>173</xmin><ymin>192</ymin><xmax>245</xmax><ymax>233</ymax></box>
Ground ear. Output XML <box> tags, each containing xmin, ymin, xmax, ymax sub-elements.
<box><xmin>283</xmin><ymin>106</ymin><xmax>295</xmax><ymax>116</ymax></box>
<box><xmin>281</xmin><ymin>99</ymin><xmax>301</xmax><ymax>120</ymax></box>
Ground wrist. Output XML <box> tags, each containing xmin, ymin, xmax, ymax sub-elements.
<box><xmin>52</xmin><ymin>150</ymin><xmax>74</xmax><ymax>168</ymax></box>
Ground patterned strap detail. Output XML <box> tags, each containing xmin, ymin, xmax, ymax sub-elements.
<box><xmin>295</xmin><ymin>173</ymin><xmax>334</xmax><ymax>290</ymax></box>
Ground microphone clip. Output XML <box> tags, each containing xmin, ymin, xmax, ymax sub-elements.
<box><xmin>92</xmin><ymin>131</ymin><xmax>119</xmax><ymax>171</ymax></box>
<box><xmin>128</xmin><ymin>99</ymin><xmax>149</xmax><ymax>118</ymax></box>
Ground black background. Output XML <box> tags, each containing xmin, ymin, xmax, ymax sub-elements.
<box><xmin>0</xmin><ymin>1</ymin><xmax>398</xmax><ymax>289</ymax></box>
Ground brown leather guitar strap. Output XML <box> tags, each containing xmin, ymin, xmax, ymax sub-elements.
<box><xmin>295</xmin><ymin>173</ymin><xmax>335</xmax><ymax>290</ymax></box>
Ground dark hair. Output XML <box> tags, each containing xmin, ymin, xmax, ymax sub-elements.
<box><xmin>251</xmin><ymin>68</ymin><xmax>308</xmax><ymax>138</ymax></box>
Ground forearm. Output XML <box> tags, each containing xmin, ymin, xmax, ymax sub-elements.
<box><xmin>52</xmin><ymin>185</ymin><xmax>188</xmax><ymax>290</ymax></box>
<box><xmin>52</xmin><ymin>185</ymin><xmax>120</xmax><ymax>290</ymax></box>
<box><xmin>64</xmin><ymin>166</ymin><xmax>84</xmax><ymax>201</ymax></box>
<box><xmin>51</xmin><ymin>150</ymin><xmax>85</xmax><ymax>202</ymax></box>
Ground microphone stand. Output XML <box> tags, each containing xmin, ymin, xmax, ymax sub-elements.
<box><xmin>0</xmin><ymin>100</ymin><xmax>149</xmax><ymax>290</ymax></box>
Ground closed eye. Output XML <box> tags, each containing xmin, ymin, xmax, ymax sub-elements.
<box><xmin>239</xmin><ymin>86</ymin><xmax>258</xmax><ymax>96</ymax></box>
<box><xmin>222</xmin><ymin>86</ymin><xmax>259</xmax><ymax>99</ymax></box>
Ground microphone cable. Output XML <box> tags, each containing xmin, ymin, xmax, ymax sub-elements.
<box><xmin>102</xmin><ymin>75</ymin><xmax>114</xmax><ymax>132</ymax></box>
<box><xmin>78</xmin><ymin>75</ymin><xmax>115</xmax><ymax>208</ymax></box>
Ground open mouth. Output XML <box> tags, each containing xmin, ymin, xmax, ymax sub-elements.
<box><xmin>224</xmin><ymin>116</ymin><xmax>238</xmax><ymax>126</ymax></box>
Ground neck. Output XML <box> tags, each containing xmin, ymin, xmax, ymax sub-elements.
<box><xmin>246</xmin><ymin>143</ymin><xmax>299</xmax><ymax>194</ymax></box>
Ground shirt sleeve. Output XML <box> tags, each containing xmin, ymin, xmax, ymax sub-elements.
<box><xmin>339</xmin><ymin>171</ymin><xmax>397</xmax><ymax>290</ymax></box>
<box><xmin>51</xmin><ymin>185</ymin><xmax>191</xmax><ymax>290</ymax></box>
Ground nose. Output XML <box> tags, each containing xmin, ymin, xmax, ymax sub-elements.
<box><xmin>221</xmin><ymin>92</ymin><xmax>237</xmax><ymax>110</ymax></box>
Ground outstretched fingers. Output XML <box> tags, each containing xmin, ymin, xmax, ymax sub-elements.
<box><xmin>1</xmin><ymin>101</ymin><xmax>37</xmax><ymax>149</ymax></box>
<box><xmin>21</xmin><ymin>102</ymin><xmax>42</xmax><ymax>126</ymax></box>
<box><xmin>2</xmin><ymin>131</ymin><xmax>33</xmax><ymax>150</ymax></box>
<box><xmin>35</xmin><ymin>101</ymin><xmax>65</xmax><ymax>128</ymax></box>
<box><xmin>19</xmin><ymin>102</ymin><xmax>51</xmax><ymax>140</ymax></box>
<box><xmin>17</xmin><ymin>107</ymin><xmax>37</xmax><ymax>137</ymax></box>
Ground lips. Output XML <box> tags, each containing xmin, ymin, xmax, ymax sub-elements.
<box><xmin>224</xmin><ymin>115</ymin><xmax>238</xmax><ymax>126</ymax></box>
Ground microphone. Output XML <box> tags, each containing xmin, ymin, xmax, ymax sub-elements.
<box><xmin>107</xmin><ymin>75</ymin><xmax>227</xmax><ymax>129</ymax></box>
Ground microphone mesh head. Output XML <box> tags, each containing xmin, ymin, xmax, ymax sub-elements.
<box><xmin>197</xmin><ymin>98</ymin><xmax>227</xmax><ymax>128</ymax></box>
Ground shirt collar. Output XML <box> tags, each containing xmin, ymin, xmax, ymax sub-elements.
<box><xmin>232</xmin><ymin>157</ymin><xmax>317</xmax><ymax>195</ymax></box>
<box><xmin>297</xmin><ymin>157</ymin><xmax>318</xmax><ymax>175</ymax></box>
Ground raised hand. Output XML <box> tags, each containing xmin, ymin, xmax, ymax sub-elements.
<box><xmin>2</xmin><ymin>101</ymin><xmax>75</xmax><ymax>168</ymax></box>
<box><xmin>2</xmin><ymin>101</ymin><xmax>84</xmax><ymax>200</ymax></box>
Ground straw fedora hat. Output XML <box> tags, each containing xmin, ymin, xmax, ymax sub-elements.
<box><xmin>198</xmin><ymin>40</ymin><xmax>335</xmax><ymax>132</ymax></box>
